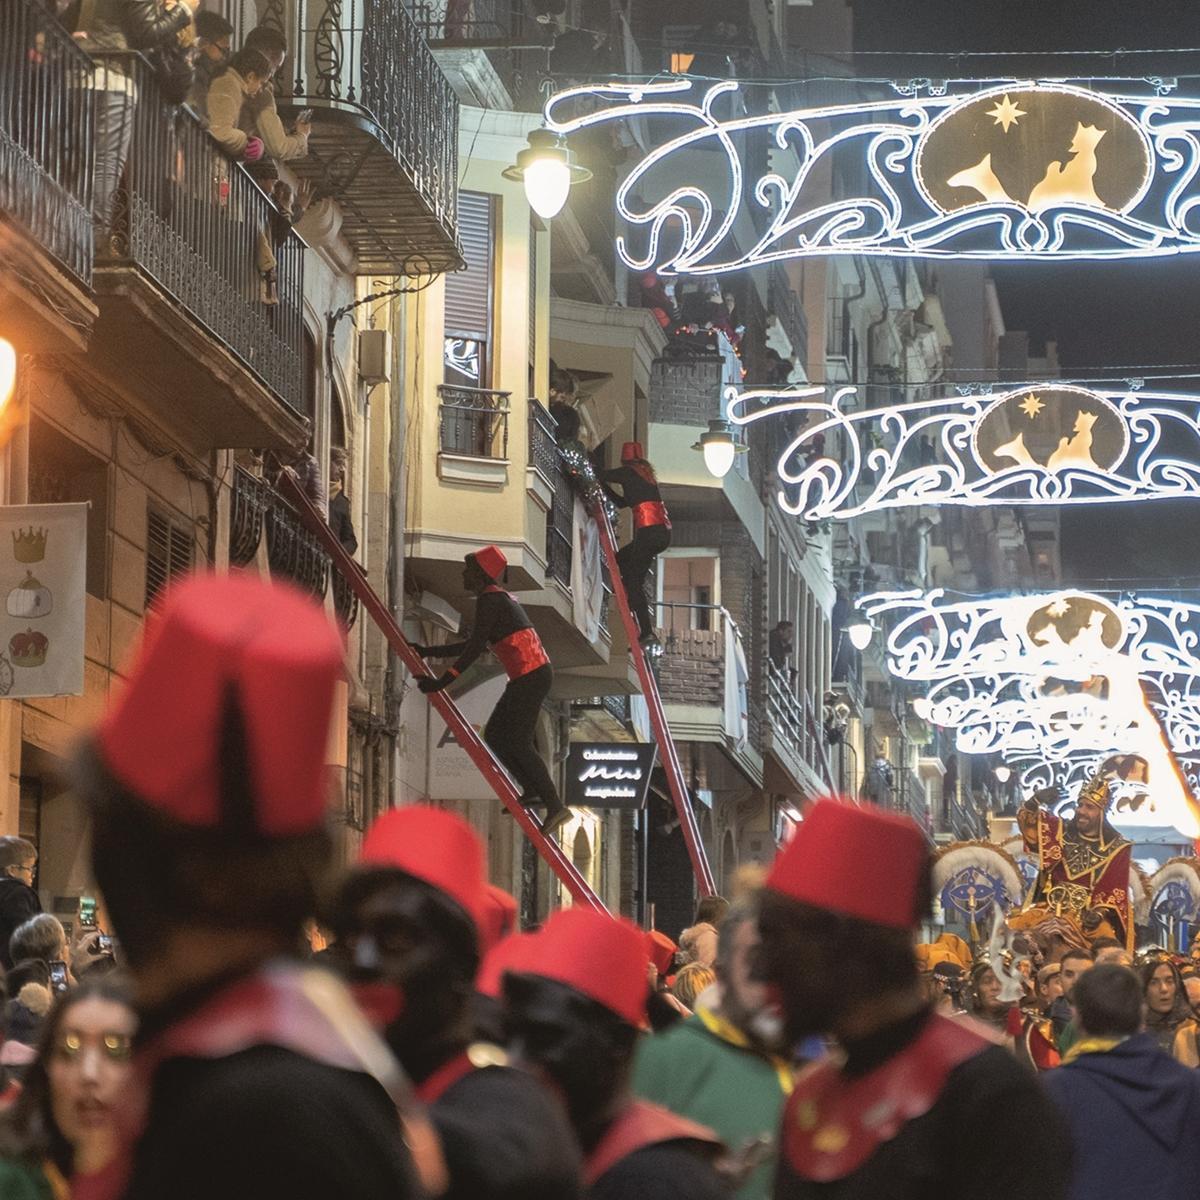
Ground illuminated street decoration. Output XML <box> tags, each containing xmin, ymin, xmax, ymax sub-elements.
<box><xmin>859</xmin><ymin>588</ymin><xmax>1200</xmax><ymax>836</ymax></box>
<box><xmin>726</xmin><ymin>383</ymin><xmax>1200</xmax><ymax>521</ymax></box>
<box><xmin>545</xmin><ymin>78</ymin><xmax>1200</xmax><ymax>269</ymax></box>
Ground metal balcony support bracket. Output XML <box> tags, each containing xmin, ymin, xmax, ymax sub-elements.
<box><xmin>593</xmin><ymin>508</ymin><xmax>717</xmax><ymax>897</ymax></box>
<box><xmin>276</xmin><ymin>472</ymin><xmax>607</xmax><ymax>913</ymax></box>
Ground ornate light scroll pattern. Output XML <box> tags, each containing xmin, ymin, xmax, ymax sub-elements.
<box><xmin>726</xmin><ymin>383</ymin><xmax>1200</xmax><ymax>520</ymax></box>
<box><xmin>545</xmin><ymin>78</ymin><xmax>1200</xmax><ymax>270</ymax></box>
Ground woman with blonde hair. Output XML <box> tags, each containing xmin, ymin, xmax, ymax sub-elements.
<box><xmin>671</xmin><ymin>963</ymin><xmax>717</xmax><ymax>1013</ymax></box>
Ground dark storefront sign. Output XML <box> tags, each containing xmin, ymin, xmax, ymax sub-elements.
<box><xmin>566</xmin><ymin>742</ymin><xmax>656</xmax><ymax>809</ymax></box>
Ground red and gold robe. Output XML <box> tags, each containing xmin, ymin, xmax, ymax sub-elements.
<box><xmin>1017</xmin><ymin>808</ymin><xmax>1134</xmax><ymax>950</ymax></box>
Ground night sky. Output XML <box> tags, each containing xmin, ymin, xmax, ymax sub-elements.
<box><xmin>849</xmin><ymin>0</ymin><xmax>1200</xmax><ymax>585</ymax></box>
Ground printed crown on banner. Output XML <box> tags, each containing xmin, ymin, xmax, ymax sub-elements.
<box><xmin>470</xmin><ymin>545</ymin><xmax>507</xmax><ymax>583</ymax></box>
<box><xmin>359</xmin><ymin>806</ymin><xmax>489</xmax><ymax>942</ymax></box>
<box><xmin>96</xmin><ymin>573</ymin><xmax>345</xmax><ymax>838</ymax></box>
<box><xmin>517</xmin><ymin>907</ymin><xmax>649</xmax><ymax>1027</ymax></box>
<box><xmin>766</xmin><ymin>797</ymin><xmax>929</xmax><ymax>930</ymax></box>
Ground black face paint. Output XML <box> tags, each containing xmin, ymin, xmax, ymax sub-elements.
<box><xmin>503</xmin><ymin>975</ymin><xmax>637</xmax><ymax>1150</ymax></box>
<box><xmin>330</xmin><ymin>872</ymin><xmax>478</xmax><ymax>1079</ymax></box>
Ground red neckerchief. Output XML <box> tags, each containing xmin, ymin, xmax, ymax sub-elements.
<box><xmin>585</xmin><ymin>1099</ymin><xmax>721</xmax><ymax>1186</ymax></box>
<box><xmin>74</xmin><ymin>964</ymin><xmax>406</xmax><ymax>1200</ymax></box>
<box><xmin>782</xmin><ymin>1014</ymin><xmax>994</xmax><ymax>1182</ymax></box>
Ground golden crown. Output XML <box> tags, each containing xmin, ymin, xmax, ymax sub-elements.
<box><xmin>12</xmin><ymin>528</ymin><xmax>46</xmax><ymax>564</ymax></box>
<box><xmin>1077</xmin><ymin>769</ymin><xmax>1112</xmax><ymax>812</ymax></box>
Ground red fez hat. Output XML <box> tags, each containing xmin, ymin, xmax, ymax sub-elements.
<box><xmin>645</xmin><ymin>930</ymin><xmax>677</xmax><ymax>976</ymax></box>
<box><xmin>621</xmin><ymin>442</ymin><xmax>644</xmax><ymax>462</ymax></box>
<box><xmin>518</xmin><ymin>908</ymin><xmax>648</xmax><ymax>1026</ymax></box>
<box><xmin>470</xmin><ymin>545</ymin><xmax>507</xmax><ymax>583</ymax></box>
<box><xmin>359</xmin><ymin>806</ymin><xmax>489</xmax><ymax>942</ymax></box>
<box><xmin>96</xmin><ymin>573</ymin><xmax>344</xmax><ymax>837</ymax></box>
<box><xmin>476</xmin><ymin>931</ymin><xmax>535</xmax><ymax>999</ymax></box>
<box><xmin>765</xmin><ymin>798</ymin><xmax>929</xmax><ymax>930</ymax></box>
<box><xmin>481</xmin><ymin>885</ymin><xmax>518</xmax><ymax>951</ymax></box>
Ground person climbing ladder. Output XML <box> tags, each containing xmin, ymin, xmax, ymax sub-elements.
<box><xmin>412</xmin><ymin>545</ymin><xmax>571</xmax><ymax>837</ymax></box>
<box><xmin>603</xmin><ymin>443</ymin><xmax>672</xmax><ymax>646</ymax></box>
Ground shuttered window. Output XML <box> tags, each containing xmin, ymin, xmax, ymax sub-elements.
<box><xmin>444</xmin><ymin>191</ymin><xmax>495</xmax><ymax>387</ymax></box>
<box><xmin>145</xmin><ymin>507</ymin><xmax>194</xmax><ymax>608</ymax></box>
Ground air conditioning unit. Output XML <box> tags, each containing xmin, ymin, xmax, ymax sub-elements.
<box><xmin>358</xmin><ymin>329</ymin><xmax>391</xmax><ymax>386</ymax></box>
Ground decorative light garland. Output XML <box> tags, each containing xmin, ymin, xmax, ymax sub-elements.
<box><xmin>546</xmin><ymin>78</ymin><xmax>1200</xmax><ymax>269</ymax></box>
<box><xmin>726</xmin><ymin>382</ymin><xmax>1200</xmax><ymax>520</ymax></box>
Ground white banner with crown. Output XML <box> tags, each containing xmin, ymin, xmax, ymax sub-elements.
<box><xmin>0</xmin><ymin>503</ymin><xmax>87</xmax><ymax>699</ymax></box>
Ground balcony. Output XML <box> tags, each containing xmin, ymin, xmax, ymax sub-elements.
<box><xmin>0</xmin><ymin>0</ymin><xmax>96</xmax><ymax>348</ymax></box>
<box><xmin>231</xmin><ymin>465</ymin><xmax>358</xmax><ymax>628</ymax></box>
<box><xmin>764</xmin><ymin>666</ymin><xmax>829</xmax><ymax>796</ymax></box>
<box><xmin>437</xmin><ymin>383</ymin><xmax>510</xmax><ymax>485</ymax></box>
<box><xmin>90</xmin><ymin>52</ymin><xmax>306</xmax><ymax>450</ymax></box>
<box><xmin>278</xmin><ymin>0</ymin><xmax>461</xmax><ymax>275</ymax></box>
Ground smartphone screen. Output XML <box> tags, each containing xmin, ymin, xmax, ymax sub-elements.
<box><xmin>79</xmin><ymin>896</ymin><xmax>97</xmax><ymax>928</ymax></box>
<box><xmin>48</xmin><ymin>961</ymin><xmax>69</xmax><ymax>992</ymax></box>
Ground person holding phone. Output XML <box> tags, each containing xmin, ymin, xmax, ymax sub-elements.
<box><xmin>0</xmin><ymin>838</ymin><xmax>41</xmax><ymax>973</ymax></box>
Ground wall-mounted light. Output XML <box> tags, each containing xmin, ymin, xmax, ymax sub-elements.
<box><xmin>502</xmin><ymin>128</ymin><xmax>592</xmax><ymax>220</ymax></box>
<box><xmin>692</xmin><ymin>418</ymin><xmax>747</xmax><ymax>479</ymax></box>
<box><xmin>994</xmin><ymin>765</ymin><xmax>1012</xmax><ymax>784</ymax></box>
<box><xmin>847</xmin><ymin>619</ymin><xmax>874</xmax><ymax>651</ymax></box>
<box><xmin>911</xmin><ymin>696</ymin><xmax>933</xmax><ymax>721</ymax></box>
<box><xmin>0</xmin><ymin>339</ymin><xmax>15</xmax><ymax>413</ymax></box>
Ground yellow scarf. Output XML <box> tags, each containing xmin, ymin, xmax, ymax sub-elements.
<box><xmin>694</xmin><ymin>1002</ymin><xmax>797</xmax><ymax>1095</ymax></box>
<box><xmin>1062</xmin><ymin>1035</ymin><xmax>1127</xmax><ymax>1064</ymax></box>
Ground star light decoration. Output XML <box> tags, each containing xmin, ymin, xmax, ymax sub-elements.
<box><xmin>725</xmin><ymin>382</ymin><xmax>1200</xmax><ymax>521</ymax></box>
<box><xmin>543</xmin><ymin>77</ymin><xmax>1193</xmax><ymax>269</ymax></box>
<box><xmin>858</xmin><ymin>588</ymin><xmax>1200</xmax><ymax>837</ymax></box>
<box><xmin>987</xmin><ymin>94</ymin><xmax>1027</xmax><ymax>132</ymax></box>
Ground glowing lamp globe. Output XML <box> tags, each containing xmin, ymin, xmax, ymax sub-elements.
<box><xmin>910</xmin><ymin>696</ymin><xmax>933</xmax><ymax>721</ymax></box>
<box><xmin>0</xmin><ymin>339</ymin><xmax>14</xmax><ymax>412</ymax></box>
<box><xmin>847</xmin><ymin>620</ymin><xmax>873</xmax><ymax>651</ymax></box>
<box><xmin>692</xmin><ymin>419</ymin><xmax>746</xmax><ymax>479</ymax></box>
<box><xmin>994</xmin><ymin>765</ymin><xmax>1012</xmax><ymax>784</ymax></box>
<box><xmin>503</xmin><ymin>129</ymin><xmax>592</xmax><ymax>221</ymax></box>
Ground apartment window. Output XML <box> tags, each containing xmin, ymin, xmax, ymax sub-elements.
<box><xmin>444</xmin><ymin>191</ymin><xmax>496</xmax><ymax>388</ymax></box>
<box><xmin>28</xmin><ymin>419</ymin><xmax>110</xmax><ymax>600</ymax></box>
<box><xmin>145</xmin><ymin>507</ymin><xmax>194</xmax><ymax>608</ymax></box>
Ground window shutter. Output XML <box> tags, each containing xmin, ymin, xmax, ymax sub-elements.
<box><xmin>146</xmin><ymin>507</ymin><xmax>195</xmax><ymax>608</ymax></box>
<box><xmin>444</xmin><ymin>191</ymin><xmax>494</xmax><ymax>338</ymax></box>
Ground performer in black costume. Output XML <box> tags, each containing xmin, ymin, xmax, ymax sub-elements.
<box><xmin>413</xmin><ymin>545</ymin><xmax>570</xmax><ymax>835</ymax></box>
<box><xmin>331</xmin><ymin>805</ymin><xmax>582</xmax><ymax>1200</ymax></box>
<box><xmin>602</xmin><ymin>443</ymin><xmax>672</xmax><ymax>645</ymax></box>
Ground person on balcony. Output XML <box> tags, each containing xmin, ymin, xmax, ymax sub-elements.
<box><xmin>219</xmin><ymin>25</ymin><xmax>311</xmax><ymax>172</ymax></box>
<box><xmin>67</xmin><ymin>0</ymin><xmax>201</xmax><ymax>248</ymax></box>
<box><xmin>186</xmin><ymin>8</ymin><xmax>231</xmax><ymax>116</ymax></box>
<box><xmin>602</xmin><ymin>444</ymin><xmax>672</xmax><ymax>646</ymax></box>
<box><xmin>205</xmin><ymin>48</ymin><xmax>274</xmax><ymax>163</ymax></box>
<box><xmin>412</xmin><ymin>546</ymin><xmax>571</xmax><ymax>837</ymax></box>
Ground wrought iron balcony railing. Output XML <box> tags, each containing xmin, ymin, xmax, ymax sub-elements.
<box><xmin>231</xmin><ymin>465</ymin><xmax>359</xmax><ymax>628</ymax></box>
<box><xmin>528</xmin><ymin>397</ymin><xmax>558</xmax><ymax>486</ymax></box>
<box><xmin>274</xmin><ymin>0</ymin><xmax>461</xmax><ymax>275</ymax></box>
<box><xmin>438</xmin><ymin>384</ymin><xmax>509</xmax><ymax>460</ymax></box>
<box><xmin>0</xmin><ymin>0</ymin><xmax>94</xmax><ymax>285</ymax></box>
<box><xmin>547</xmin><ymin>452</ymin><xmax>573</xmax><ymax>591</ymax></box>
<box><xmin>92</xmin><ymin>52</ymin><xmax>305</xmax><ymax>417</ymax></box>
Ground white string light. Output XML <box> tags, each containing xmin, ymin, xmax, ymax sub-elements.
<box><xmin>545</xmin><ymin>78</ymin><xmax>1200</xmax><ymax>269</ymax></box>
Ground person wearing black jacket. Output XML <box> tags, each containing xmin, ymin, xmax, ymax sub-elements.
<box><xmin>68</xmin><ymin>0</ymin><xmax>199</xmax><ymax>241</ymax></box>
<box><xmin>602</xmin><ymin>443</ymin><xmax>672</xmax><ymax>645</ymax></box>
<box><xmin>758</xmin><ymin>799</ymin><xmax>1070</xmax><ymax>1200</ymax></box>
<box><xmin>331</xmin><ymin>806</ymin><xmax>583</xmax><ymax>1200</ymax></box>
<box><xmin>0</xmin><ymin>837</ymin><xmax>40</xmax><ymax>973</ymax></box>
<box><xmin>71</xmin><ymin>575</ymin><xmax>426</xmax><ymax>1200</ymax></box>
<box><xmin>413</xmin><ymin>545</ymin><xmax>570</xmax><ymax>835</ymax></box>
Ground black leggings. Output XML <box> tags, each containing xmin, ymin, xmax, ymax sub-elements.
<box><xmin>617</xmin><ymin>525</ymin><xmax>671</xmax><ymax>638</ymax></box>
<box><xmin>484</xmin><ymin>664</ymin><xmax>561</xmax><ymax>810</ymax></box>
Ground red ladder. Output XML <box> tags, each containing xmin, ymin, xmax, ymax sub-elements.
<box><xmin>276</xmin><ymin>472</ymin><xmax>608</xmax><ymax>913</ymax></box>
<box><xmin>594</xmin><ymin>507</ymin><xmax>717</xmax><ymax>896</ymax></box>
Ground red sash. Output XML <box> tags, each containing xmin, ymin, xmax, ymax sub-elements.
<box><xmin>584</xmin><ymin>1099</ymin><xmax>721</xmax><ymax>1186</ymax></box>
<box><xmin>416</xmin><ymin>1051</ymin><xmax>478</xmax><ymax>1105</ymax></box>
<box><xmin>782</xmin><ymin>1014</ymin><xmax>993</xmax><ymax>1182</ymax></box>
<box><xmin>74</xmin><ymin>965</ymin><xmax>407</xmax><ymax>1200</ymax></box>
<box><xmin>632</xmin><ymin>500</ymin><xmax>671</xmax><ymax>531</ymax></box>
<box><xmin>492</xmin><ymin>626</ymin><xmax>549</xmax><ymax>680</ymax></box>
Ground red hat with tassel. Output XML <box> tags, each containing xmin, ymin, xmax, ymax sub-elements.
<box><xmin>516</xmin><ymin>908</ymin><xmax>648</xmax><ymax>1026</ymax></box>
<box><xmin>621</xmin><ymin>442</ymin><xmax>644</xmax><ymax>462</ymax></box>
<box><xmin>469</xmin><ymin>545</ymin><xmax>507</xmax><ymax>583</ymax></box>
<box><xmin>359</xmin><ymin>806</ymin><xmax>489</xmax><ymax>942</ymax></box>
<box><xmin>765</xmin><ymin>797</ymin><xmax>929</xmax><ymax>930</ymax></box>
<box><xmin>481</xmin><ymin>885</ymin><xmax>518</xmax><ymax>951</ymax></box>
<box><xmin>645</xmin><ymin>930</ymin><xmax>677</xmax><ymax>977</ymax></box>
<box><xmin>95</xmin><ymin>573</ymin><xmax>344</xmax><ymax>838</ymax></box>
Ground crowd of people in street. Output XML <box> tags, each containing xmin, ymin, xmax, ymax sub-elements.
<box><xmin>0</xmin><ymin>573</ymin><xmax>1197</xmax><ymax>1200</ymax></box>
